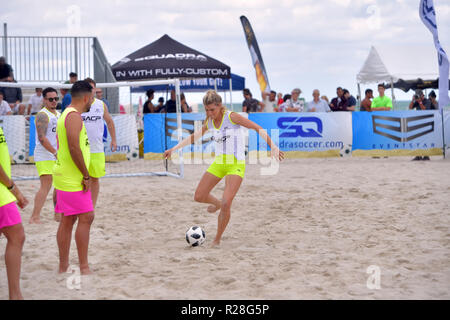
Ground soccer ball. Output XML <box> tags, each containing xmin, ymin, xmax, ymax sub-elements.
<box><xmin>339</xmin><ymin>144</ymin><xmax>352</xmax><ymax>157</ymax></box>
<box><xmin>185</xmin><ymin>226</ymin><xmax>206</xmax><ymax>247</ymax></box>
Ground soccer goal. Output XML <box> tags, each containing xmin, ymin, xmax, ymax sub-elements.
<box><xmin>0</xmin><ymin>79</ymin><xmax>185</xmax><ymax>180</ymax></box>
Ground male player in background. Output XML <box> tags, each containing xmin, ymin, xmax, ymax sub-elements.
<box><xmin>29</xmin><ymin>87</ymin><xmax>60</xmax><ymax>224</ymax></box>
<box><xmin>82</xmin><ymin>78</ymin><xmax>117</xmax><ymax>207</ymax></box>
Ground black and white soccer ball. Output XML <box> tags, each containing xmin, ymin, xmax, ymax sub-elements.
<box><xmin>339</xmin><ymin>144</ymin><xmax>352</xmax><ymax>157</ymax></box>
<box><xmin>185</xmin><ymin>226</ymin><xmax>205</xmax><ymax>247</ymax></box>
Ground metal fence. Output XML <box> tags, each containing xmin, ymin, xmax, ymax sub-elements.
<box><xmin>0</xmin><ymin>35</ymin><xmax>119</xmax><ymax>113</ymax></box>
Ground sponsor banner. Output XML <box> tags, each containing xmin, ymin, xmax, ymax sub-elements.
<box><xmin>444</xmin><ymin>111</ymin><xmax>450</xmax><ymax>158</ymax></box>
<box><xmin>248</xmin><ymin>112</ymin><xmax>352</xmax><ymax>158</ymax></box>
<box><xmin>352</xmin><ymin>110</ymin><xmax>443</xmax><ymax>157</ymax></box>
<box><xmin>0</xmin><ymin>116</ymin><xmax>27</xmax><ymax>163</ymax></box>
<box><xmin>144</xmin><ymin>113</ymin><xmax>209</xmax><ymax>160</ymax></box>
<box><xmin>103</xmin><ymin>115</ymin><xmax>140</xmax><ymax>161</ymax></box>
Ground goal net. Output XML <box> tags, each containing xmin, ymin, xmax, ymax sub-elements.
<box><xmin>0</xmin><ymin>79</ymin><xmax>185</xmax><ymax>180</ymax></box>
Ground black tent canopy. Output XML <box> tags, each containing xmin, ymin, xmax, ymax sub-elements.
<box><xmin>382</xmin><ymin>78</ymin><xmax>450</xmax><ymax>93</ymax></box>
<box><xmin>112</xmin><ymin>34</ymin><xmax>231</xmax><ymax>81</ymax></box>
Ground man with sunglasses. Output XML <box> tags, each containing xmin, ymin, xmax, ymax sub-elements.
<box><xmin>29</xmin><ymin>87</ymin><xmax>61</xmax><ymax>224</ymax></box>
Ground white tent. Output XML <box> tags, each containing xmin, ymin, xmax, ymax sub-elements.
<box><xmin>357</xmin><ymin>45</ymin><xmax>440</xmax><ymax>106</ymax></box>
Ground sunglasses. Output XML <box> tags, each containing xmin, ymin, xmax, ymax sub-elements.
<box><xmin>46</xmin><ymin>97</ymin><xmax>59</xmax><ymax>102</ymax></box>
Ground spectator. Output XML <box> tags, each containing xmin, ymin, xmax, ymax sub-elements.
<box><xmin>143</xmin><ymin>89</ymin><xmax>155</xmax><ymax>113</ymax></box>
<box><xmin>0</xmin><ymin>91</ymin><xmax>12</xmax><ymax>115</ymax></box>
<box><xmin>27</xmin><ymin>88</ymin><xmax>43</xmax><ymax>115</ymax></box>
<box><xmin>95</xmin><ymin>87</ymin><xmax>110</xmax><ymax>111</ymax></box>
<box><xmin>410</xmin><ymin>91</ymin><xmax>432</xmax><ymax>161</ymax></box>
<box><xmin>284</xmin><ymin>88</ymin><xmax>304</xmax><ymax>112</ymax></box>
<box><xmin>0</xmin><ymin>57</ymin><xmax>14</xmax><ymax>81</ymax></box>
<box><xmin>409</xmin><ymin>89</ymin><xmax>432</xmax><ymax>110</ymax></box>
<box><xmin>371</xmin><ymin>84</ymin><xmax>393</xmax><ymax>111</ymax></box>
<box><xmin>278</xmin><ymin>94</ymin><xmax>292</xmax><ymax>112</ymax></box>
<box><xmin>164</xmin><ymin>90</ymin><xmax>177</xmax><ymax>113</ymax></box>
<box><xmin>0</xmin><ymin>78</ymin><xmax>25</xmax><ymax>115</ymax></box>
<box><xmin>360</xmin><ymin>89</ymin><xmax>373</xmax><ymax>111</ymax></box>
<box><xmin>277</xmin><ymin>92</ymin><xmax>284</xmax><ymax>106</ymax></box>
<box><xmin>69</xmin><ymin>72</ymin><xmax>78</xmax><ymax>84</ymax></box>
<box><xmin>262</xmin><ymin>90</ymin><xmax>277</xmax><ymax>113</ymax></box>
<box><xmin>321</xmin><ymin>95</ymin><xmax>329</xmax><ymax>104</ymax></box>
<box><xmin>307</xmin><ymin>89</ymin><xmax>331</xmax><ymax>112</ymax></box>
<box><xmin>329</xmin><ymin>87</ymin><xmax>344</xmax><ymax>112</ymax></box>
<box><xmin>156</xmin><ymin>97</ymin><xmax>165</xmax><ymax>112</ymax></box>
<box><xmin>242</xmin><ymin>88</ymin><xmax>264</xmax><ymax>113</ymax></box>
<box><xmin>342</xmin><ymin>89</ymin><xmax>356</xmax><ymax>111</ymax></box>
<box><xmin>428</xmin><ymin>90</ymin><xmax>438</xmax><ymax>110</ymax></box>
<box><xmin>180</xmin><ymin>93</ymin><xmax>192</xmax><ymax>113</ymax></box>
<box><xmin>60</xmin><ymin>88</ymin><xmax>72</xmax><ymax>112</ymax></box>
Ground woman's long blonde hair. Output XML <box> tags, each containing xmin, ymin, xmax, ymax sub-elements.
<box><xmin>203</xmin><ymin>90</ymin><xmax>226</xmax><ymax>126</ymax></box>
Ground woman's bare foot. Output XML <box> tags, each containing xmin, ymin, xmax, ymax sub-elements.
<box><xmin>29</xmin><ymin>215</ymin><xmax>42</xmax><ymax>224</ymax></box>
<box><xmin>211</xmin><ymin>239</ymin><xmax>220</xmax><ymax>247</ymax></box>
<box><xmin>58</xmin><ymin>264</ymin><xmax>69</xmax><ymax>273</ymax></box>
<box><xmin>207</xmin><ymin>204</ymin><xmax>221</xmax><ymax>213</ymax></box>
<box><xmin>80</xmin><ymin>266</ymin><xmax>93</xmax><ymax>275</ymax></box>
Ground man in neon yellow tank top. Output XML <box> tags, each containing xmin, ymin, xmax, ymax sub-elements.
<box><xmin>0</xmin><ymin>126</ymin><xmax>29</xmax><ymax>299</ymax></box>
<box><xmin>53</xmin><ymin>80</ymin><xmax>95</xmax><ymax>275</ymax></box>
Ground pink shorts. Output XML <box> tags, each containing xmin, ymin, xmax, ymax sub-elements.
<box><xmin>55</xmin><ymin>189</ymin><xmax>94</xmax><ymax>216</ymax></box>
<box><xmin>0</xmin><ymin>201</ymin><xmax>22</xmax><ymax>230</ymax></box>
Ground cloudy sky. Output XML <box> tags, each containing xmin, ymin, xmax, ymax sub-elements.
<box><xmin>1</xmin><ymin>0</ymin><xmax>450</xmax><ymax>104</ymax></box>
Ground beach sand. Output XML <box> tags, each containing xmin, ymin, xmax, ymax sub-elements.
<box><xmin>1</xmin><ymin>157</ymin><xmax>449</xmax><ymax>300</ymax></box>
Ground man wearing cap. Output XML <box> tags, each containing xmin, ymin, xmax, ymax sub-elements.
<box><xmin>409</xmin><ymin>89</ymin><xmax>432</xmax><ymax>110</ymax></box>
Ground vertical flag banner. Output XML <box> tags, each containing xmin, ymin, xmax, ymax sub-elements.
<box><xmin>419</xmin><ymin>0</ymin><xmax>450</xmax><ymax>109</ymax></box>
<box><xmin>240</xmin><ymin>16</ymin><xmax>271</xmax><ymax>93</ymax></box>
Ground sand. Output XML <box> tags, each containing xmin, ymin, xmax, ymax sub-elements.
<box><xmin>1</xmin><ymin>156</ymin><xmax>449</xmax><ymax>300</ymax></box>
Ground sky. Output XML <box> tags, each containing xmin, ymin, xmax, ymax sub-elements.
<box><xmin>1</xmin><ymin>0</ymin><xmax>450</xmax><ymax>105</ymax></box>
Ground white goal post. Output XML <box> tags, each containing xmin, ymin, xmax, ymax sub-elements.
<box><xmin>1</xmin><ymin>79</ymin><xmax>185</xmax><ymax>179</ymax></box>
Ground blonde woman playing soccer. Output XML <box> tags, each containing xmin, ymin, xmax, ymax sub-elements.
<box><xmin>164</xmin><ymin>90</ymin><xmax>284</xmax><ymax>246</ymax></box>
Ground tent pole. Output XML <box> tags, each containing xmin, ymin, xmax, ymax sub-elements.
<box><xmin>174</xmin><ymin>79</ymin><xmax>184</xmax><ymax>178</ymax></box>
<box><xmin>390</xmin><ymin>78</ymin><xmax>395</xmax><ymax>110</ymax></box>
<box><xmin>357</xmin><ymin>83</ymin><xmax>361</xmax><ymax>111</ymax></box>
<box><xmin>230</xmin><ymin>78</ymin><xmax>233</xmax><ymax>111</ymax></box>
<box><xmin>130</xmin><ymin>86</ymin><xmax>133</xmax><ymax>114</ymax></box>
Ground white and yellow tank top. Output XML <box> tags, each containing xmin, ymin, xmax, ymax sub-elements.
<box><xmin>82</xmin><ymin>98</ymin><xmax>105</xmax><ymax>154</ymax></box>
<box><xmin>34</xmin><ymin>107</ymin><xmax>60</xmax><ymax>162</ymax></box>
<box><xmin>206</xmin><ymin>110</ymin><xmax>245</xmax><ymax>161</ymax></box>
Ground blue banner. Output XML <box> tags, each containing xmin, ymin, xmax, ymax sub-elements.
<box><xmin>29</xmin><ymin>115</ymin><xmax>36</xmax><ymax>157</ymax></box>
<box><xmin>352</xmin><ymin>111</ymin><xmax>443</xmax><ymax>156</ymax></box>
<box><xmin>143</xmin><ymin>113</ymin><xmax>213</xmax><ymax>158</ymax></box>
<box><xmin>248</xmin><ymin>112</ymin><xmax>352</xmax><ymax>157</ymax></box>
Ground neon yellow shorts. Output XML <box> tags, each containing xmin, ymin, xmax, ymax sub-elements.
<box><xmin>206</xmin><ymin>155</ymin><xmax>245</xmax><ymax>179</ymax></box>
<box><xmin>88</xmin><ymin>153</ymin><xmax>105</xmax><ymax>178</ymax></box>
<box><xmin>36</xmin><ymin>160</ymin><xmax>56</xmax><ymax>176</ymax></box>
